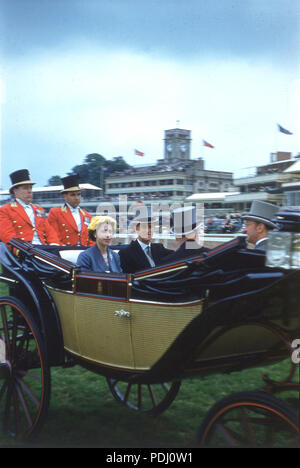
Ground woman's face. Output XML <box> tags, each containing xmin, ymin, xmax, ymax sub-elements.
<box><xmin>96</xmin><ymin>222</ymin><xmax>114</xmax><ymax>249</ymax></box>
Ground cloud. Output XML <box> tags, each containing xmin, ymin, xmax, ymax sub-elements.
<box><xmin>1</xmin><ymin>43</ymin><xmax>297</xmax><ymax>189</ymax></box>
<box><xmin>1</xmin><ymin>0</ymin><xmax>299</xmax><ymax>64</ymax></box>
<box><xmin>0</xmin><ymin>1</ymin><xmax>299</xmax><ymax>189</ymax></box>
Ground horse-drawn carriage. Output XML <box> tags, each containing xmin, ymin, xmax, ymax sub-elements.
<box><xmin>0</xmin><ymin>208</ymin><xmax>299</xmax><ymax>446</ymax></box>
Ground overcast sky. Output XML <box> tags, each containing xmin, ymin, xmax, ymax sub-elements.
<box><xmin>0</xmin><ymin>0</ymin><xmax>299</xmax><ymax>189</ymax></box>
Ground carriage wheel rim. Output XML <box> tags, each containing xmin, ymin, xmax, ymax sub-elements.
<box><xmin>0</xmin><ymin>298</ymin><xmax>50</xmax><ymax>440</ymax></box>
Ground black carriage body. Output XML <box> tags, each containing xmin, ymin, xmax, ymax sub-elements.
<box><xmin>1</xmin><ymin>236</ymin><xmax>299</xmax><ymax>385</ymax></box>
<box><xmin>0</xmin><ymin>242</ymin><xmax>66</xmax><ymax>367</ymax></box>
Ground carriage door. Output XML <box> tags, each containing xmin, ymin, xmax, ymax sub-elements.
<box><xmin>74</xmin><ymin>274</ymin><xmax>135</xmax><ymax>369</ymax></box>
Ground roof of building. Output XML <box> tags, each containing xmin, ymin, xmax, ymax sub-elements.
<box><xmin>0</xmin><ymin>183</ymin><xmax>101</xmax><ymax>196</ymax></box>
<box><xmin>186</xmin><ymin>192</ymin><xmax>240</xmax><ymax>201</ymax></box>
<box><xmin>283</xmin><ymin>160</ymin><xmax>300</xmax><ymax>173</ymax></box>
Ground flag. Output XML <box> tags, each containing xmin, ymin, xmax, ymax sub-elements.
<box><xmin>277</xmin><ymin>124</ymin><xmax>293</xmax><ymax>135</ymax></box>
<box><xmin>135</xmin><ymin>149</ymin><xmax>145</xmax><ymax>156</ymax></box>
<box><xmin>203</xmin><ymin>139</ymin><xmax>214</xmax><ymax>148</ymax></box>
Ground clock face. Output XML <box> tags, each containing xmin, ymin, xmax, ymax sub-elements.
<box><xmin>180</xmin><ymin>143</ymin><xmax>187</xmax><ymax>152</ymax></box>
<box><xmin>167</xmin><ymin>143</ymin><xmax>173</xmax><ymax>151</ymax></box>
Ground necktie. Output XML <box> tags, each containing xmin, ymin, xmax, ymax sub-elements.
<box><xmin>145</xmin><ymin>245</ymin><xmax>155</xmax><ymax>267</ymax></box>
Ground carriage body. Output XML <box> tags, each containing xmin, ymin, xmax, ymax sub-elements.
<box><xmin>2</xmin><ymin>236</ymin><xmax>299</xmax><ymax>382</ymax></box>
<box><xmin>0</xmin><ymin>226</ymin><xmax>299</xmax><ymax>440</ymax></box>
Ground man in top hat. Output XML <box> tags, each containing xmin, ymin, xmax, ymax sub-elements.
<box><xmin>157</xmin><ymin>205</ymin><xmax>209</xmax><ymax>265</ymax></box>
<box><xmin>0</xmin><ymin>169</ymin><xmax>59</xmax><ymax>245</ymax></box>
<box><xmin>242</xmin><ymin>200</ymin><xmax>278</xmax><ymax>250</ymax></box>
<box><xmin>47</xmin><ymin>174</ymin><xmax>93</xmax><ymax>246</ymax></box>
<box><xmin>118</xmin><ymin>207</ymin><xmax>173</xmax><ymax>273</ymax></box>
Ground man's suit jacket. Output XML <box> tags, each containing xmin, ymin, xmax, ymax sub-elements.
<box><xmin>77</xmin><ymin>245</ymin><xmax>122</xmax><ymax>273</ymax></box>
<box><xmin>118</xmin><ymin>240</ymin><xmax>173</xmax><ymax>273</ymax></box>
<box><xmin>48</xmin><ymin>205</ymin><xmax>93</xmax><ymax>246</ymax></box>
<box><xmin>254</xmin><ymin>239</ymin><xmax>268</xmax><ymax>251</ymax></box>
<box><xmin>0</xmin><ymin>201</ymin><xmax>59</xmax><ymax>245</ymax></box>
<box><xmin>157</xmin><ymin>241</ymin><xmax>209</xmax><ymax>266</ymax></box>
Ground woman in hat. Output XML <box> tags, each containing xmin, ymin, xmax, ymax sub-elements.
<box><xmin>76</xmin><ymin>216</ymin><xmax>122</xmax><ymax>273</ymax></box>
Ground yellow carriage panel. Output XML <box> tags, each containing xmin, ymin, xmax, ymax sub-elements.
<box><xmin>129</xmin><ymin>300</ymin><xmax>203</xmax><ymax>370</ymax></box>
<box><xmin>74</xmin><ymin>296</ymin><xmax>134</xmax><ymax>369</ymax></box>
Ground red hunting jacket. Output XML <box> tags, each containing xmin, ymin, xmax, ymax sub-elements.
<box><xmin>48</xmin><ymin>204</ymin><xmax>93</xmax><ymax>246</ymax></box>
<box><xmin>0</xmin><ymin>201</ymin><xmax>59</xmax><ymax>245</ymax></box>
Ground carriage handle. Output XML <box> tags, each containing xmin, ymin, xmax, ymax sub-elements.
<box><xmin>114</xmin><ymin>309</ymin><xmax>131</xmax><ymax>318</ymax></box>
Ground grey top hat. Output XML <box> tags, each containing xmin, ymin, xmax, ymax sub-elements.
<box><xmin>171</xmin><ymin>205</ymin><xmax>202</xmax><ymax>236</ymax></box>
<box><xmin>133</xmin><ymin>206</ymin><xmax>158</xmax><ymax>225</ymax></box>
<box><xmin>242</xmin><ymin>200</ymin><xmax>278</xmax><ymax>229</ymax></box>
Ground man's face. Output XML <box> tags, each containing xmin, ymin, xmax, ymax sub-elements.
<box><xmin>243</xmin><ymin>220</ymin><xmax>260</xmax><ymax>245</ymax></box>
<box><xmin>136</xmin><ymin>222</ymin><xmax>155</xmax><ymax>244</ymax></box>
<box><xmin>64</xmin><ymin>191</ymin><xmax>81</xmax><ymax>208</ymax></box>
<box><xmin>13</xmin><ymin>184</ymin><xmax>33</xmax><ymax>204</ymax></box>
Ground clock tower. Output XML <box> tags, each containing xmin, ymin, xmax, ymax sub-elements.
<box><xmin>164</xmin><ymin>127</ymin><xmax>191</xmax><ymax>162</ymax></box>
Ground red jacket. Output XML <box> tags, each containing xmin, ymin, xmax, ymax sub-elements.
<box><xmin>0</xmin><ymin>201</ymin><xmax>59</xmax><ymax>245</ymax></box>
<box><xmin>48</xmin><ymin>205</ymin><xmax>93</xmax><ymax>246</ymax></box>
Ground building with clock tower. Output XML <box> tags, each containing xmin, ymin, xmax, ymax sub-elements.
<box><xmin>164</xmin><ymin>128</ymin><xmax>191</xmax><ymax>162</ymax></box>
<box><xmin>104</xmin><ymin>126</ymin><xmax>234</xmax><ymax>215</ymax></box>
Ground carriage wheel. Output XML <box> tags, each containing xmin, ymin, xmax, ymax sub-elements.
<box><xmin>197</xmin><ymin>391</ymin><xmax>299</xmax><ymax>448</ymax></box>
<box><xmin>106</xmin><ymin>378</ymin><xmax>181</xmax><ymax>415</ymax></box>
<box><xmin>0</xmin><ymin>296</ymin><xmax>50</xmax><ymax>440</ymax></box>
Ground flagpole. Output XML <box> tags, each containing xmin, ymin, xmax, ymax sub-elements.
<box><xmin>275</xmin><ymin>123</ymin><xmax>278</xmax><ymax>155</ymax></box>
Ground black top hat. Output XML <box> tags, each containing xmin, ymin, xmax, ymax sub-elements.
<box><xmin>171</xmin><ymin>205</ymin><xmax>202</xmax><ymax>236</ymax></box>
<box><xmin>61</xmin><ymin>174</ymin><xmax>81</xmax><ymax>193</ymax></box>
<box><xmin>9</xmin><ymin>169</ymin><xmax>35</xmax><ymax>193</ymax></box>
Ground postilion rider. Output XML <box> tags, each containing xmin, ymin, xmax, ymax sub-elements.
<box><xmin>48</xmin><ymin>174</ymin><xmax>93</xmax><ymax>246</ymax></box>
<box><xmin>0</xmin><ymin>169</ymin><xmax>59</xmax><ymax>246</ymax></box>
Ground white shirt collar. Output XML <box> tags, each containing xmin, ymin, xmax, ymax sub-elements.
<box><xmin>137</xmin><ymin>239</ymin><xmax>151</xmax><ymax>251</ymax></box>
<box><xmin>66</xmin><ymin>202</ymin><xmax>80</xmax><ymax>213</ymax></box>
<box><xmin>256</xmin><ymin>237</ymin><xmax>268</xmax><ymax>246</ymax></box>
<box><xmin>16</xmin><ymin>198</ymin><xmax>32</xmax><ymax>209</ymax></box>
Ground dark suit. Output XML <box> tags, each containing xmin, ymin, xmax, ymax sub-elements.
<box><xmin>157</xmin><ymin>240</ymin><xmax>209</xmax><ymax>265</ymax></box>
<box><xmin>254</xmin><ymin>239</ymin><xmax>268</xmax><ymax>251</ymax></box>
<box><xmin>118</xmin><ymin>240</ymin><xmax>173</xmax><ymax>273</ymax></box>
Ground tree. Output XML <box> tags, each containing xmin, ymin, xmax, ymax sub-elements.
<box><xmin>47</xmin><ymin>175</ymin><xmax>62</xmax><ymax>186</ymax></box>
<box><xmin>47</xmin><ymin>153</ymin><xmax>132</xmax><ymax>190</ymax></box>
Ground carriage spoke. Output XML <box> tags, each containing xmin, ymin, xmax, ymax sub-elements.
<box><xmin>198</xmin><ymin>391</ymin><xmax>299</xmax><ymax>447</ymax></box>
<box><xmin>123</xmin><ymin>383</ymin><xmax>132</xmax><ymax>404</ymax></box>
<box><xmin>15</xmin><ymin>380</ymin><xmax>33</xmax><ymax>429</ymax></box>
<box><xmin>107</xmin><ymin>378</ymin><xmax>181</xmax><ymax>415</ymax></box>
<box><xmin>0</xmin><ymin>297</ymin><xmax>50</xmax><ymax>440</ymax></box>
<box><xmin>0</xmin><ymin>305</ymin><xmax>10</xmax><ymax>358</ymax></box>
<box><xmin>18</xmin><ymin>370</ymin><xmax>42</xmax><ymax>382</ymax></box>
<box><xmin>240</xmin><ymin>407</ymin><xmax>257</xmax><ymax>446</ymax></box>
<box><xmin>215</xmin><ymin>423</ymin><xmax>240</xmax><ymax>447</ymax></box>
<box><xmin>16</xmin><ymin>376</ymin><xmax>41</xmax><ymax>409</ymax></box>
<box><xmin>148</xmin><ymin>385</ymin><xmax>157</xmax><ymax>408</ymax></box>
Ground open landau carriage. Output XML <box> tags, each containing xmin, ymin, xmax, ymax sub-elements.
<box><xmin>0</xmin><ymin>209</ymin><xmax>299</xmax><ymax>447</ymax></box>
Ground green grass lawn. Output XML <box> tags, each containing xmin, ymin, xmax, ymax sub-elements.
<box><xmin>1</xmin><ymin>358</ymin><xmax>298</xmax><ymax>448</ymax></box>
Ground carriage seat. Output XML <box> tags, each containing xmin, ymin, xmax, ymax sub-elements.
<box><xmin>59</xmin><ymin>249</ymin><xmax>85</xmax><ymax>263</ymax></box>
